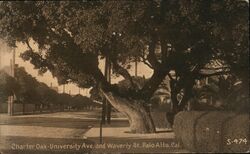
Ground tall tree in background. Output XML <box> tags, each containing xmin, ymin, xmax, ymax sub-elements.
<box><xmin>0</xmin><ymin>70</ymin><xmax>19</xmax><ymax>102</ymax></box>
<box><xmin>0</xmin><ymin>67</ymin><xmax>60</xmax><ymax>111</ymax></box>
<box><xmin>0</xmin><ymin>1</ymin><xmax>248</xmax><ymax>133</ymax></box>
<box><xmin>14</xmin><ymin>67</ymin><xmax>40</xmax><ymax>104</ymax></box>
<box><xmin>36</xmin><ymin>82</ymin><xmax>58</xmax><ymax>111</ymax></box>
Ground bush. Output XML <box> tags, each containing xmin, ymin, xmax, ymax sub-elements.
<box><xmin>173</xmin><ymin>111</ymin><xmax>249</xmax><ymax>153</ymax></box>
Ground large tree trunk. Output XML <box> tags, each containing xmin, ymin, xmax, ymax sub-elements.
<box><xmin>101</xmin><ymin>90</ymin><xmax>156</xmax><ymax>134</ymax></box>
<box><xmin>167</xmin><ymin>77</ymin><xmax>195</xmax><ymax>126</ymax></box>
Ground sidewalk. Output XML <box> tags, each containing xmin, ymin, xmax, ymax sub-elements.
<box><xmin>83</xmin><ymin>126</ymin><xmax>188</xmax><ymax>153</ymax></box>
<box><xmin>85</xmin><ymin>127</ymin><xmax>174</xmax><ymax>139</ymax></box>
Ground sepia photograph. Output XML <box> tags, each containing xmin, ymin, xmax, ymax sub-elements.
<box><xmin>0</xmin><ymin>1</ymin><xmax>249</xmax><ymax>153</ymax></box>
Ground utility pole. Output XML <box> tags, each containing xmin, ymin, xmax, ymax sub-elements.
<box><xmin>8</xmin><ymin>48</ymin><xmax>15</xmax><ymax>116</ymax></box>
<box><xmin>0</xmin><ymin>50</ymin><xmax>2</xmax><ymax>69</ymax></box>
<box><xmin>12</xmin><ymin>48</ymin><xmax>15</xmax><ymax>76</ymax></box>
<box><xmin>101</xmin><ymin>57</ymin><xmax>112</xmax><ymax>124</ymax></box>
<box><xmin>106</xmin><ymin>58</ymin><xmax>112</xmax><ymax>124</ymax></box>
<box><xmin>101</xmin><ymin>57</ymin><xmax>108</xmax><ymax>124</ymax></box>
<box><xmin>8</xmin><ymin>59</ymin><xmax>13</xmax><ymax>115</ymax></box>
<box><xmin>100</xmin><ymin>56</ymin><xmax>112</xmax><ymax>144</ymax></box>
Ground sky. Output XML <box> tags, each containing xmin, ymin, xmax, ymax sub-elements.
<box><xmin>0</xmin><ymin>40</ymin><xmax>153</xmax><ymax>96</ymax></box>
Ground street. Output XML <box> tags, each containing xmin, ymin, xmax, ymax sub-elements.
<box><xmin>0</xmin><ymin>111</ymin><xmax>129</xmax><ymax>154</ymax></box>
<box><xmin>0</xmin><ymin>111</ymin><xmax>187</xmax><ymax>153</ymax></box>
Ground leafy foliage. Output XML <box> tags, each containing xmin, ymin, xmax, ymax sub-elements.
<box><xmin>0</xmin><ymin>1</ymin><xmax>248</xmax><ymax>112</ymax></box>
<box><xmin>192</xmin><ymin>75</ymin><xmax>249</xmax><ymax>112</ymax></box>
<box><xmin>14</xmin><ymin>67</ymin><xmax>40</xmax><ymax>104</ymax></box>
<box><xmin>36</xmin><ymin>82</ymin><xmax>58</xmax><ymax>105</ymax></box>
<box><xmin>72</xmin><ymin>94</ymin><xmax>95</xmax><ymax>109</ymax></box>
<box><xmin>0</xmin><ymin>70</ymin><xmax>19</xmax><ymax>102</ymax></box>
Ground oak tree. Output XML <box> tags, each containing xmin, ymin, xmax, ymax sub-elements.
<box><xmin>0</xmin><ymin>1</ymin><xmax>248</xmax><ymax>133</ymax></box>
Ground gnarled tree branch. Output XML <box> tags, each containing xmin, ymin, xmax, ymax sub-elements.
<box><xmin>140</xmin><ymin>56</ymin><xmax>153</xmax><ymax>69</ymax></box>
<box><xmin>147</xmin><ymin>36</ymin><xmax>161</xmax><ymax>69</ymax></box>
<box><xmin>110</xmin><ymin>58</ymin><xmax>136</xmax><ymax>89</ymax></box>
<box><xmin>197</xmin><ymin>70</ymin><xmax>231</xmax><ymax>78</ymax></box>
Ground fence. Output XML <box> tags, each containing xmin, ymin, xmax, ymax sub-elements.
<box><xmin>0</xmin><ymin>103</ymin><xmax>35</xmax><ymax>114</ymax></box>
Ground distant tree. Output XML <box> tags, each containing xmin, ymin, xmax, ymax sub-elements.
<box><xmin>14</xmin><ymin>67</ymin><xmax>40</xmax><ymax>104</ymax></box>
<box><xmin>0</xmin><ymin>70</ymin><xmax>19</xmax><ymax>102</ymax></box>
<box><xmin>36</xmin><ymin>82</ymin><xmax>58</xmax><ymax>111</ymax></box>
<box><xmin>72</xmin><ymin>94</ymin><xmax>94</xmax><ymax>110</ymax></box>
<box><xmin>1</xmin><ymin>67</ymin><xmax>62</xmax><ymax>112</ymax></box>
<box><xmin>0</xmin><ymin>1</ymin><xmax>248</xmax><ymax>133</ymax></box>
<box><xmin>57</xmin><ymin>93</ymin><xmax>72</xmax><ymax>111</ymax></box>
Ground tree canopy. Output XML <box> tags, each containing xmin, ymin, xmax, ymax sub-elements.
<box><xmin>0</xmin><ymin>1</ymin><xmax>248</xmax><ymax>112</ymax></box>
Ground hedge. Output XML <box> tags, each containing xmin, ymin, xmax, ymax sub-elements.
<box><xmin>173</xmin><ymin>111</ymin><xmax>249</xmax><ymax>153</ymax></box>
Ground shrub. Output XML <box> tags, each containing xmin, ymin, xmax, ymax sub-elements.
<box><xmin>173</xmin><ymin>111</ymin><xmax>249</xmax><ymax>153</ymax></box>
